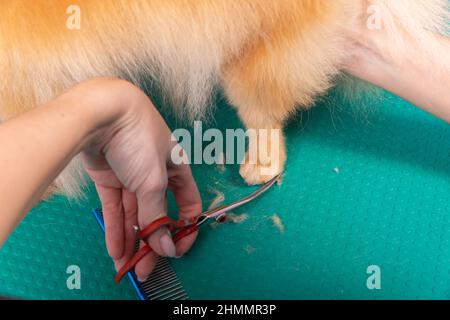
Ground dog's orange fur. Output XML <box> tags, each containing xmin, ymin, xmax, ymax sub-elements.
<box><xmin>0</xmin><ymin>0</ymin><xmax>448</xmax><ymax>196</ymax></box>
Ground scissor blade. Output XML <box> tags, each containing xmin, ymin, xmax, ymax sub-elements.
<box><xmin>203</xmin><ymin>173</ymin><xmax>281</xmax><ymax>221</ymax></box>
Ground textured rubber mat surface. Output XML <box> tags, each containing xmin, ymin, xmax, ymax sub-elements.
<box><xmin>0</xmin><ymin>90</ymin><xmax>449</xmax><ymax>299</ymax></box>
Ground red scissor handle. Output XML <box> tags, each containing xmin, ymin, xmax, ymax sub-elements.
<box><xmin>139</xmin><ymin>216</ymin><xmax>175</xmax><ymax>239</ymax></box>
<box><xmin>114</xmin><ymin>217</ymin><xmax>199</xmax><ymax>283</ymax></box>
<box><xmin>173</xmin><ymin>224</ymin><xmax>199</xmax><ymax>242</ymax></box>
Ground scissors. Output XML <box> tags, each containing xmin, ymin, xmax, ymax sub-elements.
<box><xmin>115</xmin><ymin>173</ymin><xmax>281</xmax><ymax>283</ymax></box>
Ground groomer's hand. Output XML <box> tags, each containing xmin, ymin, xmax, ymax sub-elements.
<box><xmin>0</xmin><ymin>77</ymin><xmax>201</xmax><ymax>278</ymax></box>
<box><xmin>342</xmin><ymin>27</ymin><xmax>450</xmax><ymax>123</ymax></box>
<box><xmin>80</xmin><ymin>79</ymin><xmax>202</xmax><ymax>281</ymax></box>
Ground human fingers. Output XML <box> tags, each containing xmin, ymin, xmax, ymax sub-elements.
<box><xmin>168</xmin><ymin>163</ymin><xmax>202</xmax><ymax>256</ymax></box>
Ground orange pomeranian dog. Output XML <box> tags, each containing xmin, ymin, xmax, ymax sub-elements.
<box><xmin>0</xmin><ymin>0</ymin><xmax>448</xmax><ymax>197</ymax></box>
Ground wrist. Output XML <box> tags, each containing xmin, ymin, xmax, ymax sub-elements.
<box><xmin>58</xmin><ymin>78</ymin><xmax>141</xmax><ymax>154</ymax></box>
<box><xmin>344</xmin><ymin>30</ymin><xmax>416</xmax><ymax>94</ymax></box>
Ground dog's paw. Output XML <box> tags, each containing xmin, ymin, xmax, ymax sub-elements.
<box><xmin>239</xmin><ymin>130</ymin><xmax>286</xmax><ymax>185</ymax></box>
<box><xmin>239</xmin><ymin>147</ymin><xmax>285</xmax><ymax>185</ymax></box>
<box><xmin>239</xmin><ymin>161</ymin><xmax>282</xmax><ymax>185</ymax></box>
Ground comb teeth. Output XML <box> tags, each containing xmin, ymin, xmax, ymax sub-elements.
<box><xmin>92</xmin><ymin>209</ymin><xmax>189</xmax><ymax>301</ymax></box>
<box><xmin>140</xmin><ymin>257</ymin><xmax>189</xmax><ymax>300</ymax></box>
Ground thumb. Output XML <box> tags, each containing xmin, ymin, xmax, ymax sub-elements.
<box><xmin>136</xmin><ymin>172</ymin><xmax>176</xmax><ymax>258</ymax></box>
<box><xmin>167</xmin><ymin>163</ymin><xmax>202</xmax><ymax>256</ymax></box>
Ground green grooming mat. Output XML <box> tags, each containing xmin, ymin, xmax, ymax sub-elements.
<box><xmin>0</xmin><ymin>89</ymin><xmax>449</xmax><ymax>300</ymax></box>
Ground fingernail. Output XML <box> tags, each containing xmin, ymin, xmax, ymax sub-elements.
<box><xmin>159</xmin><ymin>233</ymin><xmax>176</xmax><ymax>257</ymax></box>
<box><xmin>137</xmin><ymin>276</ymin><xmax>147</xmax><ymax>282</ymax></box>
